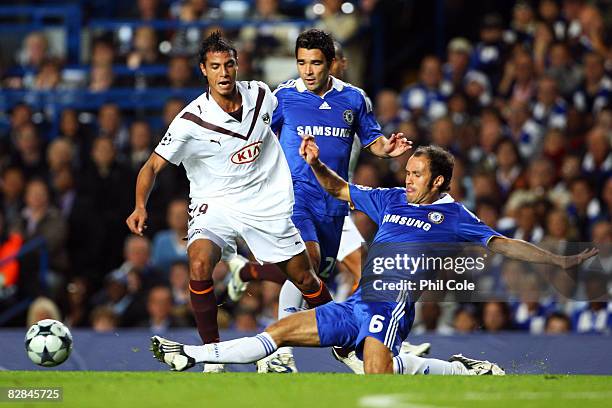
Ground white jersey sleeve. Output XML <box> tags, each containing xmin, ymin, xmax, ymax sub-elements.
<box><xmin>257</xmin><ymin>80</ymin><xmax>278</xmax><ymax>111</ymax></box>
<box><xmin>154</xmin><ymin>116</ymin><xmax>193</xmax><ymax>165</ymax></box>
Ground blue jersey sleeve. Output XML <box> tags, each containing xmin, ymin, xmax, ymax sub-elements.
<box><xmin>271</xmin><ymin>88</ymin><xmax>284</xmax><ymax>135</ymax></box>
<box><xmin>354</xmin><ymin>91</ymin><xmax>383</xmax><ymax>147</ymax></box>
<box><xmin>457</xmin><ymin>205</ymin><xmax>503</xmax><ymax>246</ymax></box>
<box><xmin>348</xmin><ymin>184</ymin><xmax>388</xmax><ymax>224</ymax></box>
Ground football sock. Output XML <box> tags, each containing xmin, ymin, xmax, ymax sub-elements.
<box><xmin>189</xmin><ymin>279</ymin><xmax>220</xmax><ymax>344</ymax></box>
<box><xmin>275</xmin><ymin>282</ymin><xmax>305</xmax><ymax>357</ymax></box>
<box><xmin>239</xmin><ymin>263</ymin><xmax>287</xmax><ymax>285</ymax></box>
<box><xmin>184</xmin><ymin>332</ymin><xmax>278</xmax><ymax>364</ymax></box>
<box><xmin>302</xmin><ymin>278</ymin><xmax>333</xmax><ymax>308</ymax></box>
<box><xmin>393</xmin><ymin>353</ymin><xmax>469</xmax><ymax>375</ymax></box>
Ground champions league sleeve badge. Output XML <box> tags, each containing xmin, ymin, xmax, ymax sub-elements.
<box><xmin>262</xmin><ymin>112</ymin><xmax>271</xmax><ymax>125</ymax></box>
<box><xmin>343</xmin><ymin>109</ymin><xmax>354</xmax><ymax>126</ymax></box>
<box><xmin>428</xmin><ymin>211</ymin><xmax>444</xmax><ymax>224</ymax></box>
<box><xmin>160</xmin><ymin>132</ymin><xmax>172</xmax><ymax>145</ymax></box>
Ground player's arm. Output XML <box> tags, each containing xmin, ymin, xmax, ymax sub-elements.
<box><xmin>126</xmin><ymin>153</ymin><xmax>169</xmax><ymax>236</ymax></box>
<box><xmin>366</xmin><ymin>134</ymin><xmax>412</xmax><ymax>158</ymax></box>
<box><xmin>487</xmin><ymin>236</ymin><xmax>599</xmax><ymax>269</ymax></box>
<box><xmin>300</xmin><ymin>135</ymin><xmax>350</xmax><ymax>202</ymax></box>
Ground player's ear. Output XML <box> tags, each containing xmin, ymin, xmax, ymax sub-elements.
<box><xmin>199</xmin><ymin>62</ymin><xmax>207</xmax><ymax>78</ymax></box>
<box><xmin>433</xmin><ymin>175</ymin><xmax>445</xmax><ymax>190</ymax></box>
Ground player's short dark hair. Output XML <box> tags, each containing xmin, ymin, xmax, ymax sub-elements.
<box><xmin>198</xmin><ymin>31</ymin><xmax>237</xmax><ymax>65</ymax></box>
<box><xmin>295</xmin><ymin>29</ymin><xmax>335</xmax><ymax>66</ymax></box>
<box><xmin>412</xmin><ymin>145</ymin><xmax>454</xmax><ymax>193</ymax></box>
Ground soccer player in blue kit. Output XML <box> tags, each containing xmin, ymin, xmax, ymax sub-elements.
<box><xmin>151</xmin><ymin>143</ymin><xmax>598</xmax><ymax>374</ymax></box>
<box><xmin>227</xmin><ymin>29</ymin><xmax>411</xmax><ymax>372</ymax></box>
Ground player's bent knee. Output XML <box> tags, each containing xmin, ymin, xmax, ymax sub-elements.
<box><xmin>189</xmin><ymin>259</ymin><xmax>214</xmax><ymax>280</ymax></box>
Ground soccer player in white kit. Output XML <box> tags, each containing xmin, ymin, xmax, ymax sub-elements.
<box><xmin>126</xmin><ymin>32</ymin><xmax>333</xmax><ymax>372</ymax></box>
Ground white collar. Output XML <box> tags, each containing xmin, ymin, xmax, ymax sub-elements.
<box><xmin>295</xmin><ymin>75</ymin><xmax>344</xmax><ymax>94</ymax></box>
<box><xmin>407</xmin><ymin>193</ymin><xmax>455</xmax><ymax>206</ymax></box>
<box><xmin>203</xmin><ymin>81</ymin><xmax>257</xmax><ymax>122</ymax></box>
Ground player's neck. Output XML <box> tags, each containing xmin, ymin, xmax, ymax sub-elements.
<box><xmin>210</xmin><ymin>87</ymin><xmax>242</xmax><ymax>113</ymax></box>
<box><xmin>313</xmin><ymin>76</ymin><xmax>333</xmax><ymax>96</ymax></box>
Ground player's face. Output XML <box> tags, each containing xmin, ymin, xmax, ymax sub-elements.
<box><xmin>296</xmin><ymin>48</ymin><xmax>334</xmax><ymax>96</ymax></box>
<box><xmin>200</xmin><ymin>51</ymin><xmax>238</xmax><ymax>97</ymax></box>
<box><xmin>404</xmin><ymin>155</ymin><xmax>442</xmax><ymax>204</ymax></box>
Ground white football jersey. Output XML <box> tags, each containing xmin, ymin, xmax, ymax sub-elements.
<box><xmin>155</xmin><ymin>80</ymin><xmax>294</xmax><ymax>220</ymax></box>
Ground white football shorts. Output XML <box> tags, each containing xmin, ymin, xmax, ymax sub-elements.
<box><xmin>337</xmin><ymin>215</ymin><xmax>365</xmax><ymax>262</ymax></box>
<box><xmin>187</xmin><ymin>199</ymin><xmax>306</xmax><ymax>264</ymax></box>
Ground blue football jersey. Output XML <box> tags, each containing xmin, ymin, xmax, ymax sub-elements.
<box><xmin>347</xmin><ymin>185</ymin><xmax>502</xmax><ymax>246</ymax></box>
<box><xmin>272</xmin><ymin>77</ymin><xmax>383</xmax><ymax>216</ymax></box>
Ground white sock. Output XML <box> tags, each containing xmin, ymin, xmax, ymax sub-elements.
<box><xmin>184</xmin><ymin>332</ymin><xmax>278</xmax><ymax>364</ymax></box>
<box><xmin>275</xmin><ymin>281</ymin><xmax>304</xmax><ymax>356</ymax></box>
<box><xmin>393</xmin><ymin>353</ymin><xmax>469</xmax><ymax>375</ymax></box>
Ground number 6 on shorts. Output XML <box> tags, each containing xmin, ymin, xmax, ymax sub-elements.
<box><xmin>368</xmin><ymin>315</ymin><xmax>385</xmax><ymax>333</ymax></box>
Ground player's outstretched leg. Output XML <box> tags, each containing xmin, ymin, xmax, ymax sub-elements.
<box><xmin>150</xmin><ymin>310</ymin><xmax>320</xmax><ymax>372</ymax></box>
<box><xmin>392</xmin><ymin>352</ymin><xmax>505</xmax><ymax>375</ymax></box>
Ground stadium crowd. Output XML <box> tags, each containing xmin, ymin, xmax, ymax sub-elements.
<box><xmin>0</xmin><ymin>0</ymin><xmax>611</xmax><ymax>336</ymax></box>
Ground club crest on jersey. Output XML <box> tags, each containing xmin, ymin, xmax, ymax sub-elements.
<box><xmin>428</xmin><ymin>211</ymin><xmax>444</xmax><ymax>224</ymax></box>
<box><xmin>262</xmin><ymin>112</ymin><xmax>270</xmax><ymax>125</ymax></box>
<box><xmin>231</xmin><ymin>141</ymin><xmax>263</xmax><ymax>164</ymax></box>
<box><xmin>343</xmin><ymin>110</ymin><xmax>354</xmax><ymax>125</ymax></box>
<box><xmin>160</xmin><ymin>133</ymin><xmax>172</xmax><ymax>145</ymax></box>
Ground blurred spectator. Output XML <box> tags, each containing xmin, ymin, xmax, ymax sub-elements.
<box><xmin>581</xmin><ymin>126</ymin><xmax>612</xmax><ymax>191</ymax></box>
<box><xmin>233</xmin><ymin>306</ymin><xmax>262</xmax><ymax>332</ymax></box>
<box><xmin>30</xmin><ymin>59</ymin><xmax>62</xmax><ymax>90</ymax></box>
<box><xmin>567</xmin><ymin>177</ymin><xmax>601</xmax><ymax>240</ymax></box>
<box><xmin>91</xmin><ymin>306</ymin><xmax>119</xmax><ymax>333</ymax></box>
<box><xmin>127</xmin><ymin>26</ymin><xmax>164</xmax><ymax>69</ymax></box>
<box><xmin>62</xmin><ymin>276</ymin><xmax>91</xmax><ymax>328</ymax></box>
<box><xmin>470</xmin><ymin>13</ymin><xmax>508</xmax><ymax>88</ymax></box>
<box><xmin>430</xmin><ymin>117</ymin><xmax>456</xmax><ymax>153</ymax></box>
<box><xmin>498</xmin><ymin>51</ymin><xmax>537</xmax><ymax>105</ymax></box>
<box><xmin>127</xmin><ymin>120</ymin><xmax>153</xmax><ymax>171</ymax></box>
<box><xmin>57</xmin><ymin>109</ymin><xmax>95</xmax><ymax>171</ymax></box>
<box><xmin>141</xmin><ymin>285</ymin><xmax>188</xmax><ymax>333</ymax></box>
<box><xmin>444</xmin><ymin>38</ymin><xmax>472</xmax><ymax>91</ymax></box>
<box><xmin>151</xmin><ymin>198</ymin><xmax>189</xmax><ymax>273</ymax></box>
<box><xmin>375</xmin><ymin>89</ymin><xmax>406</xmax><ymax>135</ymax></box>
<box><xmin>10</xmin><ymin>124</ymin><xmax>46</xmax><ymax>180</ymax></box>
<box><xmin>166</xmin><ymin>56</ymin><xmax>198</xmax><ymax>88</ymax></box>
<box><xmin>80</xmin><ymin>137</ymin><xmax>134</xmax><ymax>274</ymax></box>
<box><xmin>97</xmin><ymin>104</ymin><xmax>129</xmax><ymax>155</ymax></box>
<box><xmin>26</xmin><ymin>296</ymin><xmax>61</xmax><ymax>327</ymax></box>
<box><xmin>90</xmin><ymin>38</ymin><xmax>117</xmax><ymax>66</ymax></box>
<box><xmin>412</xmin><ymin>302</ymin><xmax>454</xmax><ymax>335</ymax></box>
<box><xmin>453</xmin><ymin>304</ymin><xmax>478</xmax><ymax>333</ymax></box>
<box><xmin>51</xmin><ymin>167</ymin><xmax>103</xmax><ymax>279</ymax></box>
<box><xmin>123</xmin><ymin>0</ymin><xmax>167</xmax><ymax>20</ymax></box>
<box><xmin>572</xmin><ymin>52</ymin><xmax>611</xmax><ymax>117</ymax></box>
<box><xmin>463</xmin><ymin>70</ymin><xmax>492</xmax><ymax>114</ymax></box>
<box><xmin>540</xmin><ymin>208</ymin><xmax>574</xmax><ymax>255</ymax></box>
<box><xmin>512</xmin><ymin>273</ymin><xmax>549</xmax><ymax>334</ymax></box>
<box><xmin>494</xmin><ymin>138</ymin><xmax>525</xmax><ymax>198</ymax></box>
<box><xmin>481</xmin><ymin>301</ymin><xmax>512</xmax><ymax>332</ymax></box>
<box><xmin>17</xmin><ymin>31</ymin><xmax>50</xmax><ymax>70</ymax></box>
<box><xmin>401</xmin><ymin>56</ymin><xmax>450</xmax><ymax>126</ymax></box>
<box><xmin>239</xmin><ymin>0</ymin><xmax>293</xmax><ymax>58</ymax></box>
<box><xmin>545</xmin><ymin>311</ymin><xmax>572</xmax><ymax>334</ymax></box>
<box><xmin>1</xmin><ymin>166</ymin><xmax>26</xmax><ymax>224</ymax></box>
<box><xmin>504</xmin><ymin>100</ymin><xmax>543</xmax><ymax>160</ymax></box>
<box><xmin>168</xmin><ymin>261</ymin><xmax>192</xmax><ymax>324</ymax></box>
<box><xmin>92</xmin><ymin>267</ymin><xmax>147</xmax><ymax>327</ymax></box>
<box><xmin>16</xmin><ymin>179</ymin><xmax>69</xmax><ymax>284</ymax></box>
<box><xmin>111</xmin><ymin>235</ymin><xmax>162</xmax><ymax>286</ymax></box>
<box><xmin>601</xmin><ymin>177</ymin><xmax>612</xmax><ymax>220</ymax></box>
<box><xmin>506</xmin><ymin>201</ymin><xmax>545</xmax><ymax>244</ymax></box>
<box><xmin>532</xmin><ymin>75</ymin><xmax>568</xmax><ymax>130</ymax></box>
<box><xmin>505</xmin><ymin>1</ymin><xmax>536</xmax><ymax>48</ymax></box>
<box><xmin>572</xmin><ymin>273</ymin><xmax>611</xmax><ymax>333</ymax></box>
<box><xmin>89</xmin><ymin>64</ymin><xmax>115</xmax><ymax>92</ymax></box>
<box><xmin>46</xmin><ymin>138</ymin><xmax>74</xmax><ymax>176</ymax></box>
<box><xmin>545</xmin><ymin>42</ymin><xmax>582</xmax><ymax>96</ymax></box>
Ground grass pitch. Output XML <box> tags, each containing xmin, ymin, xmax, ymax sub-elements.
<box><xmin>1</xmin><ymin>372</ymin><xmax>611</xmax><ymax>408</ymax></box>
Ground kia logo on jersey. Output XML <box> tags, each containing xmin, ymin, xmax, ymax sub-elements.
<box><xmin>231</xmin><ymin>141</ymin><xmax>263</xmax><ymax>164</ymax></box>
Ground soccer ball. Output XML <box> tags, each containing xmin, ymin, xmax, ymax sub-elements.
<box><xmin>25</xmin><ymin>319</ymin><xmax>73</xmax><ymax>367</ymax></box>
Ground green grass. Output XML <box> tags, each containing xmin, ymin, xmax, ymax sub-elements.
<box><xmin>1</xmin><ymin>372</ymin><xmax>611</xmax><ymax>408</ymax></box>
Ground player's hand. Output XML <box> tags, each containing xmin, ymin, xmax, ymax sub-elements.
<box><xmin>558</xmin><ymin>247</ymin><xmax>599</xmax><ymax>269</ymax></box>
<box><xmin>126</xmin><ymin>208</ymin><xmax>148</xmax><ymax>236</ymax></box>
<box><xmin>383</xmin><ymin>133</ymin><xmax>412</xmax><ymax>157</ymax></box>
<box><xmin>299</xmin><ymin>134</ymin><xmax>320</xmax><ymax>165</ymax></box>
